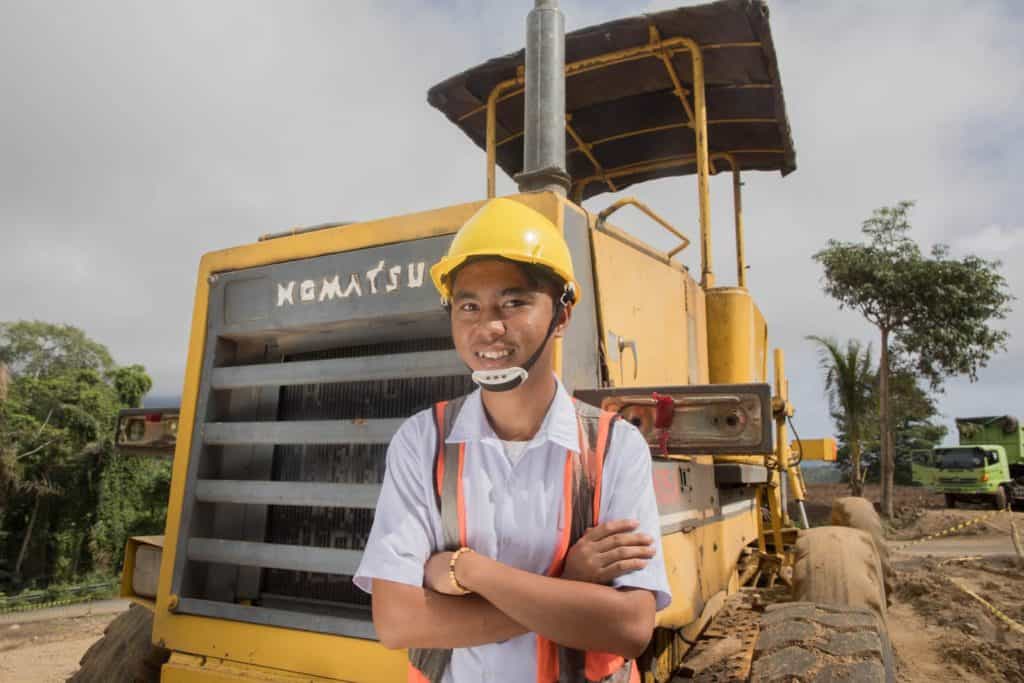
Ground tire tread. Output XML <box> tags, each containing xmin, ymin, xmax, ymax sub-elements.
<box><xmin>67</xmin><ymin>604</ymin><xmax>168</xmax><ymax>683</ymax></box>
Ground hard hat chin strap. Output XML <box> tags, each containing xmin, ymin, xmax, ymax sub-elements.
<box><xmin>472</xmin><ymin>288</ymin><xmax>573</xmax><ymax>393</ymax></box>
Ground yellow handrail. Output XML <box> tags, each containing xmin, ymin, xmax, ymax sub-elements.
<box><xmin>595</xmin><ymin>197</ymin><xmax>691</xmax><ymax>258</ymax></box>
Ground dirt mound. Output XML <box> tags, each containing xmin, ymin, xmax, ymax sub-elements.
<box><xmin>940</xmin><ymin>638</ymin><xmax>1024</xmax><ymax>682</ymax></box>
<box><xmin>801</xmin><ymin>484</ymin><xmax>946</xmax><ymax>528</ymax></box>
<box><xmin>894</xmin><ymin>558</ymin><xmax>1024</xmax><ymax>683</ymax></box>
<box><xmin>895</xmin><ymin>561</ymin><xmax>972</xmax><ymax>622</ymax></box>
<box><xmin>889</xmin><ymin>508</ymin><xmax>1021</xmax><ymax>541</ymax></box>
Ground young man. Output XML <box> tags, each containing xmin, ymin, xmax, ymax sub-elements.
<box><xmin>354</xmin><ymin>198</ymin><xmax>670</xmax><ymax>682</ymax></box>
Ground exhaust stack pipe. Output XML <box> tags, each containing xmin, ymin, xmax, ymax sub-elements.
<box><xmin>515</xmin><ymin>0</ymin><xmax>570</xmax><ymax>196</ymax></box>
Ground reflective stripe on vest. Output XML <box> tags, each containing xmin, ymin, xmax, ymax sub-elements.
<box><xmin>407</xmin><ymin>397</ymin><xmax>638</xmax><ymax>683</ymax></box>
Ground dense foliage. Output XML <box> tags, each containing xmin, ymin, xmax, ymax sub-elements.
<box><xmin>814</xmin><ymin>202</ymin><xmax>1012</xmax><ymax>516</ymax></box>
<box><xmin>0</xmin><ymin>321</ymin><xmax>168</xmax><ymax>590</ymax></box>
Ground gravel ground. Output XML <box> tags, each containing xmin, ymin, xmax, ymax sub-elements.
<box><xmin>0</xmin><ymin>603</ymin><xmax>129</xmax><ymax>683</ymax></box>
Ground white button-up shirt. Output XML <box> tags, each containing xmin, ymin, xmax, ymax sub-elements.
<box><xmin>354</xmin><ymin>378</ymin><xmax>671</xmax><ymax>682</ymax></box>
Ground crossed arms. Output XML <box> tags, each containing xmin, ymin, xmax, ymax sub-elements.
<box><xmin>372</xmin><ymin>520</ymin><xmax>657</xmax><ymax>659</ymax></box>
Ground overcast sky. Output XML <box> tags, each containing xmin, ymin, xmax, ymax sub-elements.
<box><xmin>2</xmin><ymin>1</ymin><xmax>1022</xmax><ymax>444</ymax></box>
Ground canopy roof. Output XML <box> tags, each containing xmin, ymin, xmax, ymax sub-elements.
<box><xmin>428</xmin><ymin>0</ymin><xmax>796</xmax><ymax>201</ymax></box>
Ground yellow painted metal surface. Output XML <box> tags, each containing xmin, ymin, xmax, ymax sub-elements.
<box><xmin>752</xmin><ymin>303</ymin><xmax>768</xmax><ymax>382</ymax></box>
<box><xmin>731</xmin><ymin>163</ymin><xmax>747</xmax><ymax>288</ymax></box>
<box><xmin>655</xmin><ymin>530</ymin><xmax>703</xmax><ymax>628</ymax></box>
<box><xmin>161</xmin><ymin>651</ymin><xmax>395</xmax><ymax>683</ymax></box>
<box><xmin>704</xmin><ymin>287</ymin><xmax>767</xmax><ymax>387</ymax></box>
<box><xmin>590</xmin><ymin>228</ymin><xmax>690</xmax><ymax>387</ymax></box>
<box><xmin>686</xmin><ymin>277</ymin><xmax>710</xmax><ymax>385</ymax></box>
<box><xmin>773</xmin><ymin>349</ymin><xmax>806</xmax><ymax>509</ymax></box>
<box><xmin>155</xmin><ymin>621</ymin><xmax>405</xmax><ymax>682</ymax></box>
<box><xmin>655</xmin><ymin>492</ymin><xmax>757</xmax><ymax>629</ymax></box>
<box><xmin>696</xmin><ymin>501</ymin><xmax>758</xmax><ymax>605</ymax></box>
<box><xmin>154</xmin><ymin>193</ymin><xmax>562</xmax><ymax>681</ymax></box>
<box><xmin>792</xmin><ymin>438</ymin><xmax>838</xmax><ymax>462</ymax></box>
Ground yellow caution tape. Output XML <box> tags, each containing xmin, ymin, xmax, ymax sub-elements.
<box><xmin>0</xmin><ymin>596</ymin><xmax>80</xmax><ymax>615</ymax></box>
<box><xmin>0</xmin><ymin>584</ymin><xmax>117</xmax><ymax>615</ymax></box>
<box><xmin>950</xmin><ymin>578</ymin><xmax>1024</xmax><ymax>636</ymax></box>
<box><xmin>890</xmin><ymin>509</ymin><xmax>1006</xmax><ymax>551</ymax></box>
<box><xmin>891</xmin><ymin>507</ymin><xmax>1024</xmax><ymax>634</ymax></box>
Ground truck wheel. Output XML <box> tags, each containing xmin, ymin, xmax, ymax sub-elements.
<box><xmin>749</xmin><ymin>602</ymin><xmax>894</xmax><ymax>682</ymax></box>
<box><xmin>68</xmin><ymin>604</ymin><xmax>168</xmax><ymax>683</ymax></box>
<box><xmin>830</xmin><ymin>497</ymin><xmax>894</xmax><ymax>606</ymax></box>
<box><xmin>994</xmin><ymin>486</ymin><xmax>1008</xmax><ymax>511</ymax></box>
<box><xmin>749</xmin><ymin>526</ymin><xmax>895</xmax><ymax>682</ymax></box>
<box><xmin>945</xmin><ymin>493</ymin><xmax>957</xmax><ymax>508</ymax></box>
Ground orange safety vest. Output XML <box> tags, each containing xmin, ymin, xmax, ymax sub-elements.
<box><xmin>407</xmin><ymin>396</ymin><xmax>640</xmax><ymax>683</ymax></box>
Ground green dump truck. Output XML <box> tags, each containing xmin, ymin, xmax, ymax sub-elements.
<box><xmin>913</xmin><ymin>415</ymin><xmax>1024</xmax><ymax>509</ymax></box>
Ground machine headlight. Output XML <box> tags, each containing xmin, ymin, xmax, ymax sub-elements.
<box><xmin>132</xmin><ymin>544</ymin><xmax>161</xmax><ymax>599</ymax></box>
<box><xmin>126</xmin><ymin>418</ymin><xmax>146</xmax><ymax>442</ymax></box>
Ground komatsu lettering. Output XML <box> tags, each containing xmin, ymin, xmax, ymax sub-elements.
<box><xmin>276</xmin><ymin>259</ymin><xmax>427</xmax><ymax>307</ymax></box>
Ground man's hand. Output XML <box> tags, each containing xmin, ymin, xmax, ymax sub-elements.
<box><xmin>561</xmin><ymin>519</ymin><xmax>655</xmax><ymax>584</ymax></box>
<box><xmin>424</xmin><ymin>551</ymin><xmax>472</xmax><ymax>595</ymax></box>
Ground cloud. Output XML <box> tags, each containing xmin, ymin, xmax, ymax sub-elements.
<box><xmin>2</xmin><ymin>1</ymin><xmax>1021</xmax><ymax>444</ymax></box>
<box><xmin>952</xmin><ymin>224</ymin><xmax>1024</xmax><ymax>255</ymax></box>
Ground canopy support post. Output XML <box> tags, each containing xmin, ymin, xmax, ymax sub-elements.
<box><xmin>678</xmin><ymin>38</ymin><xmax>714</xmax><ymax>289</ymax></box>
<box><xmin>486</xmin><ymin>79</ymin><xmax>518</xmax><ymax>199</ymax></box>
<box><xmin>727</xmin><ymin>155</ymin><xmax>747</xmax><ymax>288</ymax></box>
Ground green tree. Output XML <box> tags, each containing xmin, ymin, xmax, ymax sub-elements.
<box><xmin>813</xmin><ymin>202</ymin><xmax>1011</xmax><ymax>517</ymax></box>
<box><xmin>89</xmin><ymin>453</ymin><xmax>171</xmax><ymax>571</ymax></box>
<box><xmin>807</xmin><ymin>336</ymin><xmax>875</xmax><ymax>496</ymax></box>
<box><xmin>0</xmin><ymin>321</ymin><xmax>113</xmax><ymax>379</ymax></box>
<box><xmin>0</xmin><ymin>322</ymin><xmax>153</xmax><ymax>584</ymax></box>
<box><xmin>861</xmin><ymin>361</ymin><xmax>948</xmax><ymax>486</ymax></box>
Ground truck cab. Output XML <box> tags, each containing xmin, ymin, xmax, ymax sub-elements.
<box><xmin>916</xmin><ymin>415</ymin><xmax>1024</xmax><ymax>509</ymax></box>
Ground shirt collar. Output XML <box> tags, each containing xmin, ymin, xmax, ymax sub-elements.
<box><xmin>445</xmin><ymin>375</ymin><xmax>580</xmax><ymax>452</ymax></box>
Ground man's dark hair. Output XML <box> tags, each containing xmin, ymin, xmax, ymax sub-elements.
<box><xmin>448</xmin><ymin>256</ymin><xmax>565</xmax><ymax>299</ymax></box>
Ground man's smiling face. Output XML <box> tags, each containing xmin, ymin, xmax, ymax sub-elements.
<box><xmin>449</xmin><ymin>258</ymin><xmax>567</xmax><ymax>377</ymax></box>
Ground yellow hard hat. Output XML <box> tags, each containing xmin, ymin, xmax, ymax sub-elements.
<box><xmin>430</xmin><ymin>198</ymin><xmax>580</xmax><ymax>303</ymax></box>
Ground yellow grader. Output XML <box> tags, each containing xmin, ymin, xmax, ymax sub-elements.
<box><xmin>72</xmin><ymin>1</ymin><xmax>894</xmax><ymax>681</ymax></box>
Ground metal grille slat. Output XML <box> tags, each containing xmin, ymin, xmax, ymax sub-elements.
<box><xmin>211</xmin><ymin>350</ymin><xmax>467</xmax><ymax>390</ymax></box>
<box><xmin>195</xmin><ymin>480</ymin><xmax>381</xmax><ymax>509</ymax></box>
<box><xmin>203</xmin><ymin>419</ymin><xmax>403</xmax><ymax>446</ymax></box>
<box><xmin>188</xmin><ymin>538</ymin><xmax>361</xmax><ymax>575</ymax></box>
<box><xmin>176</xmin><ymin>598</ymin><xmax>376</xmax><ymax>639</ymax></box>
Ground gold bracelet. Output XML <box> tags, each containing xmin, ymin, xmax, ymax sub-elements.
<box><xmin>449</xmin><ymin>547</ymin><xmax>474</xmax><ymax>595</ymax></box>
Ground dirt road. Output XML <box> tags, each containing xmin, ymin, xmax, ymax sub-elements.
<box><xmin>805</xmin><ymin>484</ymin><xmax>1024</xmax><ymax>683</ymax></box>
<box><xmin>0</xmin><ymin>601</ymin><xmax>129</xmax><ymax>682</ymax></box>
<box><xmin>889</xmin><ymin>541</ymin><xmax>1023</xmax><ymax>682</ymax></box>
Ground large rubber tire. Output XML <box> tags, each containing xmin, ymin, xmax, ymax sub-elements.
<box><xmin>750</xmin><ymin>526</ymin><xmax>895</xmax><ymax>682</ymax></box>
<box><xmin>791</xmin><ymin>526</ymin><xmax>887</xmax><ymax>624</ymax></box>
<box><xmin>945</xmin><ymin>493</ymin><xmax>957</xmax><ymax>508</ymax></box>
<box><xmin>994</xmin><ymin>486</ymin><xmax>1009</xmax><ymax>510</ymax></box>
<box><xmin>749</xmin><ymin>602</ymin><xmax>895</xmax><ymax>682</ymax></box>
<box><xmin>67</xmin><ymin>604</ymin><xmax>169</xmax><ymax>683</ymax></box>
<box><xmin>830</xmin><ymin>497</ymin><xmax>895</xmax><ymax>606</ymax></box>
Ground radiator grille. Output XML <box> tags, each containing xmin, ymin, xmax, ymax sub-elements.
<box><xmin>167</xmin><ymin>233</ymin><xmax>478</xmax><ymax>639</ymax></box>
<box><xmin>263</xmin><ymin>342</ymin><xmax>473</xmax><ymax>608</ymax></box>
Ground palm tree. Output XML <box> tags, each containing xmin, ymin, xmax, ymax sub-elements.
<box><xmin>807</xmin><ymin>336</ymin><xmax>876</xmax><ymax>497</ymax></box>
